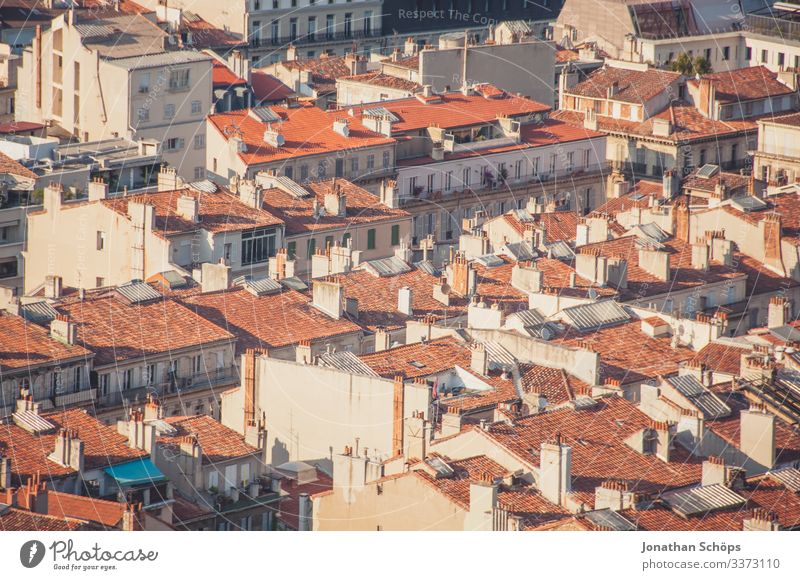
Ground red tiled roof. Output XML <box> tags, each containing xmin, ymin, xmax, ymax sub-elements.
<box><xmin>57</xmin><ymin>295</ymin><xmax>234</xmax><ymax>367</ymax></box>
<box><xmin>101</xmin><ymin>186</ymin><xmax>282</xmax><ymax>239</ymax></box>
<box><xmin>0</xmin><ymin>120</ymin><xmax>45</xmax><ymax>134</ymax></box>
<box><xmin>559</xmin><ymin>319</ymin><xmax>696</xmax><ymax>384</ymax></box>
<box><xmin>359</xmin><ymin>337</ymin><xmax>470</xmax><ymax>379</ymax></box>
<box><xmin>160</xmin><ymin>415</ymin><xmax>259</xmax><ymax>464</ymax></box>
<box><xmin>503</xmin><ymin>210</ymin><xmax>580</xmax><ymax>243</ymax></box>
<box><xmin>212</xmin><ymin>60</ymin><xmax>247</xmax><ymax>88</ymax></box>
<box><xmin>348</xmin><ymin>89</ymin><xmax>551</xmax><ymax>134</ymax></box>
<box><xmin>208</xmin><ymin>105</ymin><xmax>394</xmax><ymax>167</ymax></box>
<box><xmin>47</xmin><ymin>490</ymin><xmax>124</xmax><ymax>528</ymax></box>
<box><xmin>689</xmin><ymin>341</ymin><xmax>751</xmax><ymax>375</ymax></box>
<box><xmin>182</xmin><ymin>13</ymin><xmax>244</xmax><ymax>49</ymax></box>
<box><xmin>590</xmin><ymin>180</ymin><xmax>662</xmax><ymax>218</ymax></box>
<box><xmin>567</xmin><ymin>66</ymin><xmax>681</xmax><ymax>104</ymax></box>
<box><xmin>384</xmin><ymin>54</ymin><xmax>419</xmax><ymax>70</ymax></box>
<box><xmin>278</xmin><ymin>468</ymin><xmax>332</xmax><ymax>530</ymax></box>
<box><xmin>260</xmin><ymin>178</ymin><xmax>409</xmax><ymax>235</ymax></box>
<box><xmin>0</xmin><ymin>150</ymin><xmax>37</xmax><ymax>180</ymax></box>
<box><xmin>0</xmin><ymin>312</ymin><xmax>92</xmax><ymax>372</ymax></box>
<box><xmin>689</xmin><ymin>66</ymin><xmax>795</xmax><ymax>104</ymax></box>
<box><xmin>0</xmin><ymin>408</ymin><xmax>149</xmax><ymax>485</ymax></box>
<box><xmin>519</xmin><ymin>364</ymin><xmax>585</xmax><ymax>404</ymax></box>
<box><xmin>0</xmin><ymin>507</ymin><xmax>88</xmax><ymax>531</ymax></box>
<box><xmin>250</xmin><ymin>71</ymin><xmax>294</xmax><ymax>103</ymax></box>
<box><xmin>472</xmin><ymin>396</ymin><xmax>703</xmax><ymax>504</ymax></box>
<box><xmin>339</xmin><ymin>71</ymin><xmax>421</xmax><ymax>92</ymax></box>
<box><xmin>182</xmin><ymin>286</ymin><xmax>361</xmax><ymax>352</ymax></box>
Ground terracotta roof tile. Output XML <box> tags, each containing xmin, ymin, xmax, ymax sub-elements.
<box><xmin>568</xmin><ymin>66</ymin><xmax>681</xmax><ymax>104</ymax></box>
<box><xmin>260</xmin><ymin>178</ymin><xmax>409</xmax><ymax>235</ymax></box>
<box><xmin>101</xmin><ymin>186</ymin><xmax>282</xmax><ymax>239</ymax></box>
<box><xmin>250</xmin><ymin>71</ymin><xmax>294</xmax><ymax>103</ymax></box>
<box><xmin>359</xmin><ymin>337</ymin><xmax>470</xmax><ymax>379</ymax></box>
<box><xmin>339</xmin><ymin>71</ymin><xmax>421</xmax><ymax>92</ymax></box>
<box><xmin>160</xmin><ymin>415</ymin><xmax>259</xmax><ymax>464</ymax></box>
<box><xmin>0</xmin><ymin>150</ymin><xmax>37</xmax><ymax>180</ymax></box>
<box><xmin>689</xmin><ymin>66</ymin><xmax>795</xmax><ymax>104</ymax></box>
<box><xmin>0</xmin><ymin>312</ymin><xmax>92</xmax><ymax>372</ymax></box>
<box><xmin>47</xmin><ymin>491</ymin><xmax>124</xmax><ymax>528</ymax></box>
<box><xmin>57</xmin><ymin>295</ymin><xmax>234</xmax><ymax>367</ymax></box>
<box><xmin>0</xmin><ymin>507</ymin><xmax>88</xmax><ymax>531</ymax></box>
<box><xmin>212</xmin><ymin>60</ymin><xmax>247</xmax><ymax>88</ymax></box>
<box><xmin>278</xmin><ymin>468</ymin><xmax>332</xmax><ymax>529</ymax></box>
<box><xmin>690</xmin><ymin>342</ymin><xmax>751</xmax><ymax>375</ymax></box>
<box><xmin>182</xmin><ymin>286</ymin><xmax>361</xmax><ymax>352</ymax></box>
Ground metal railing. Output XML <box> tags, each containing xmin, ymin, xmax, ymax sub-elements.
<box><xmin>746</xmin><ymin>13</ymin><xmax>800</xmax><ymax>42</ymax></box>
<box><xmin>249</xmin><ymin>28</ymin><xmax>382</xmax><ymax>48</ymax></box>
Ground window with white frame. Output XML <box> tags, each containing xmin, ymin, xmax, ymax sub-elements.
<box><xmin>191</xmin><ymin>100</ymin><xmax>202</xmax><ymax>115</ymax></box>
<box><xmin>194</xmin><ymin>134</ymin><xmax>205</xmax><ymax>149</ymax></box>
<box><xmin>164</xmin><ymin>103</ymin><xmax>176</xmax><ymax>119</ymax></box>
<box><xmin>168</xmin><ymin>68</ymin><xmax>190</xmax><ymax>90</ymax></box>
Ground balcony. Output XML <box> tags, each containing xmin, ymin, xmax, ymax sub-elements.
<box><xmin>250</xmin><ymin>28</ymin><xmax>382</xmax><ymax>48</ymax></box>
<box><xmin>54</xmin><ymin>388</ymin><xmax>97</xmax><ymax>407</ymax></box>
<box><xmin>97</xmin><ymin>365</ymin><xmax>238</xmax><ymax>409</ymax></box>
<box><xmin>746</xmin><ymin>13</ymin><xmax>800</xmax><ymax>42</ymax></box>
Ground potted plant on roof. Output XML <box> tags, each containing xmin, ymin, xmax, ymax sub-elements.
<box><xmin>412</xmin><ymin>185</ymin><xmax>424</xmax><ymax>197</ymax></box>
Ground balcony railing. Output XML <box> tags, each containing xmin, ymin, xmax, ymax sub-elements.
<box><xmin>398</xmin><ymin>163</ymin><xmax>612</xmax><ymax>208</ymax></box>
<box><xmin>746</xmin><ymin>13</ymin><xmax>800</xmax><ymax>42</ymax></box>
<box><xmin>250</xmin><ymin>28</ymin><xmax>382</xmax><ymax>48</ymax></box>
<box><xmin>98</xmin><ymin>365</ymin><xmax>238</xmax><ymax>408</ymax></box>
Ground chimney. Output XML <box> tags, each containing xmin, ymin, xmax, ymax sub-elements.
<box><xmin>176</xmin><ymin>194</ymin><xmax>199</xmax><ymax>223</ymax></box>
<box><xmin>298</xmin><ymin>492</ymin><xmax>312</xmax><ymax>531</ymax></box>
<box><xmin>49</xmin><ymin>314</ymin><xmax>77</xmax><ymax>345</ymax></box>
<box><xmin>466</xmin><ymin>473</ymin><xmax>499</xmax><ymax>530</ymax></box>
<box><xmin>324</xmin><ymin>184</ymin><xmax>346</xmax><ymax>217</ymax></box>
<box><xmin>1</xmin><ymin>456</ymin><xmax>11</xmax><ymax>490</ymax></box>
<box><xmin>44</xmin><ymin>275</ymin><xmax>63</xmax><ymax>299</ymax></box>
<box><xmin>296</xmin><ymin>339</ymin><xmax>312</xmax><ymax>364</ymax></box>
<box><xmin>122</xmin><ymin>503</ymin><xmax>144</xmax><ymax>531</ymax></box>
<box><xmin>143</xmin><ymin>394</ymin><xmax>161</xmax><ymax>422</ymax></box>
<box><xmin>403</xmin><ymin>409</ymin><xmax>429</xmax><ymax>460</ymax></box>
<box><xmin>594</xmin><ymin>480</ymin><xmax>634</xmax><ymax>511</ymax></box>
<box><xmin>122</xmin><ymin>409</ymin><xmax>155</xmax><ymax>453</ymax></box>
<box><xmin>43</xmin><ymin>182</ymin><xmax>63</xmax><ymax>213</ymax></box>
<box><xmin>397</xmin><ymin>286</ymin><xmax>413</xmax><ymax>316</ymax></box>
<box><xmin>760</xmin><ymin>213</ymin><xmax>785</xmax><ymax>276</ymax></box>
<box><xmin>441</xmin><ymin>407</ymin><xmax>463</xmax><ymax>437</ymax></box>
<box><xmin>392</xmin><ymin>376</ymin><xmax>404</xmax><ymax>457</ymax></box>
<box><xmin>583</xmin><ymin>107</ymin><xmax>598</xmax><ymax>131</ymax></box>
<box><xmin>743</xmin><ymin>508</ymin><xmax>780</xmax><ymax>531</ymax></box>
<box><xmin>539</xmin><ymin>435</ymin><xmax>571</xmax><ymax>506</ymax></box>
<box><xmin>404</xmin><ymin>36</ymin><xmax>418</xmax><ymax>56</ymax></box>
<box><xmin>510</xmin><ymin>262</ymin><xmax>543</xmax><ymax>293</ymax></box>
<box><xmin>447</xmin><ymin>252</ymin><xmax>476</xmax><ymax>297</ymax></box>
<box><xmin>638</xmin><ymin>248</ymin><xmax>670</xmax><ymax>281</ymax></box>
<box><xmin>18</xmin><ymin>473</ymin><xmax>48</xmax><ymax>514</ymax></box>
<box><xmin>346</xmin><ymin>296</ymin><xmax>359</xmax><ymax>318</ymax></box>
<box><xmin>672</xmin><ymin>201</ymin><xmax>690</xmax><ymax>242</ymax></box>
<box><xmin>242</xmin><ymin>348</ymin><xmax>267</xmax><ymax>430</ymax></box>
<box><xmin>740</xmin><ymin>405</ymin><xmax>776</xmax><ymax>472</ymax></box>
<box><xmin>238</xmin><ymin>179</ymin><xmax>263</xmax><ymax>209</ymax></box>
<box><xmin>374</xmin><ymin>326</ymin><xmax>390</xmax><ymax>352</ymax></box>
<box><xmin>471</xmin><ymin>342</ymin><xmax>489</xmax><ymax>375</ymax></box>
<box><xmin>286</xmin><ymin>44</ymin><xmax>297</xmax><ymax>60</ymax></box>
<box><xmin>88</xmin><ymin>177</ymin><xmax>109</xmax><ymax>201</ymax></box>
<box><xmin>157</xmin><ymin>167</ymin><xmax>181</xmax><ymax>192</ymax></box>
<box><xmin>312</xmin><ymin>276</ymin><xmax>344</xmax><ymax>319</ymax></box>
<box><xmin>379</xmin><ymin>179</ymin><xmax>398</xmax><ymax>208</ymax></box>
<box><xmin>649</xmin><ymin>420</ymin><xmax>673</xmax><ymax>462</ymax></box>
<box><xmin>768</xmin><ymin>296</ymin><xmax>790</xmax><ymax>328</ymax></box>
<box><xmin>49</xmin><ymin>428</ymin><xmax>84</xmax><ymax>471</ymax></box>
<box><xmin>691</xmin><ymin>242</ymin><xmax>710</xmax><ymax>271</ymax></box>
<box><xmin>201</xmin><ymin>260</ymin><xmax>231</xmax><ymax>293</ymax></box>
<box><xmin>575</xmin><ymin>249</ymin><xmax>608</xmax><ymax>287</ymax></box>
<box><xmin>697</xmin><ymin>78</ymin><xmax>716</xmax><ymax>118</ymax></box>
<box><xmin>332</xmin><ymin>118</ymin><xmax>350</xmax><ymax>138</ymax></box>
<box><xmin>701</xmin><ymin>455</ymin><xmax>742</xmax><ymax>488</ymax></box>
<box><xmin>662</xmin><ymin>169</ymin><xmax>678</xmax><ymax>199</ymax></box>
<box><xmin>179</xmin><ymin>434</ymin><xmax>204</xmax><ymax>489</ymax></box>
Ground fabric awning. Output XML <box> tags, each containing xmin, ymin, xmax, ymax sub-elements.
<box><xmin>104</xmin><ymin>458</ymin><xmax>167</xmax><ymax>487</ymax></box>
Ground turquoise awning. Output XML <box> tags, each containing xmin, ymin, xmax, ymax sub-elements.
<box><xmin>104</xmin><ymin>458</ymin><xmax>167</xmax><ymax>487</ymax></box>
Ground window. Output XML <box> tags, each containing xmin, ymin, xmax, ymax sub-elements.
<box><xmin>445</xmin><ymin>170</ymin><xmax>452</xmax><ymax>191</ymax></box>
<box><xmin>287</xmin><ymin>241</ymin><xmax>296</xmax><ymax>259</ymax></box>
<box><xmin>192</xmin><ymin>355</ymin><xmax>203</xmax><ymax>375</ymax></box>
<box><xmin>746</xmin><ymin>47</ymin><xmax>752</xmax><ymax>61</ymax></box>
<box><xmin>532</xmin><ymin>157</ymin><xmax>539</xmax><ymax>176</ymax></box>
<box><xmin>191</xmin><ymin>100</ymin><xmax>202</xmax><ymax>115</ymax></box>
<box><xmin>285</xmin><ymin>166</ymin><xmax>293</xmax><ymax>179</ymax></box>
<box><xmin>582</xmin><ymin>149</ymin><xmax>590</xmax><ymax>168</ymax></box>
<box><xmin>100</xmin><ymin>374</ymin><xmax>110</xmax><ymax>396</ymax></box>
<box><xmin>122</xmin><ymin>369</ymin><xmax>133</xmax><ymax>390</ymax></box>
<box><xmin>144</xmin><ymin>364</ymin><xmax>156</xmax><ymax>385</ymax></box>
<box><xmin>427</xmin><ymin>173</ymin><xmax>434</xmax><ymax>192</ymax></box>
<box><xmin>549</xmin><ymin>154</ymin><xmax>557</xmax><ymax>174</ymax></box>
<box><xmin>74</xmin><ymin>367</ymin><xmax>82</xmax><ymax>390</ymax></box>
<box><xmin>342</xmin><ymin>232</ymin><xmax>351</xmax><ymax>247</ymax></box>
<box><xmin>194</xmin><ymin>167</ymin><xmax>205</xmax><ymax>180</ymax></box>
<box><xmin>382</xmin><ymin>151</ymin><xmax>390</xmax><ymax>169</ymax></box>
<box><xmin>462</xmin><ymin>167</ymin><xmax>470</xmax><ymax>187</ymax></box>
<box><xmin>96</xmin><ymin>231</ymin><xmax>105</xmax><ymax>251</ymax></box>
<box><xmin>779</xmin><ymin>52</ymin><xmax>786</xmax><ymax>68</ymax></box>
<box><xmin>761</xmin><ymin>49</ymin><xmax>768</xmax><ymax>63</ymax></box>
<box><xmin>366</xmin><ymin>154</ymin><xmax>375</xmax><ymax>170</ymax></box>
<box><xmin>318</xmin><ymin>161</ymin><xmax>327</xmax><ymax>179</ymax></box>
<box><xmin>164</xmin><ymin>103</ymin><xmax>176</xmax><ymax>119</ymax></box>
<box><xmin>168</xmin><ymin>69</ymin><xmax>190</xmax><ymax>90</ymax></box>
<box><xmin>138</xmin><ymin>72</ymin><xmax>150</xmax><ymax>94</ymax></box>
<box><xmin>271</xmin><ymin>20</ymin><xmax>279</xmax><ymax>43</ymax></box>
<box><xmin>137</xmin><ymin>107</ymin><xmax>149</xmax><ymax>122</ymax></box>
<box><xmin>391</xmin><ymin>224</ymin><xmax>400</xmax><ymax>246</ymax></box>
<box><xmin>515</xmin><ymin>159</ymin><xmax>522</xmax><ymax>179</ymax></box>
<box><xmin>350</xmin><ymin>157</ymin><xmax>359</xmax><ymax>175</ymax></box>
<box><xmin>307</xmin><ymin>238</ymin><xmax>316</xmax><ymax>257</ymax></box>
<box><xmin>165</xmin><ymin>137</ymin><xmax>185</xmax><ymax>151</ymax></box>
<box><xmin>96</xmin><ymin>277</ymin><xmax>105</xmax><ymax>288</ymax></box>
<box><xmin>194</xmin><ymin>134</ymin><xmax>205</xmax><ymax>149</ymax></box>
<box><xmin>207</xmin><ymin>470</ymin><xmax>219</xmax><ymax>490</ymax></box>
<box><xmin>241</xmin><ymin>226</ymin><xmax>276</xmax><ymax>265</ymax></box>
<box><xmin>300</xmin><ymin>165</ymin><xmax>309</xmax><ymax>181</ymax></box>
<box><xmin>722</xmin><ymin>46</ymin><xmax>730</xmax><ymax>61</ymax></box>
<box><xmin>367</xmin><ymin>228</ymin><xmax>376</xmax><ymax>250</ymax></box>
<box><xmin>308</xmin><ymin>16</ymin><xmax>316</xmax><ymax>40</ymax></box>
<box><xmin>704</xmin><ymin>48</ymin><xmax>711</xmax><ymax>61</ymax></box>
<box><xmin>364</xmin><ymin>10</ymin><xmax>372</xmax><ymax>34</ymax></box>
<box><xmin>326</xmin><ymin>15</ymin><xmax>335</xmax><ymax>39</ymax></box>
<box><xmin>344</xmin><ymin>13</ymin><xmax>352</xmax><ymax>37</ymax></box>
<box><xmin>565</xmin><ymin>151</ymin><xmax>574</xmax><ymax>171</ymax></box>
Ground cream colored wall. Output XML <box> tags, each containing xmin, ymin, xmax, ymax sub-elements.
<box><xmin>336</xmin><ymin>80</ymin><xmax>414</xmax><ymax>107</ymax></box>
<box><xmin>314</xmin><ymin>472</ymin><xmax>465</xmax><ymax>531</ymax></box>
<box><xmin>254</xmin><ymin>357</ymin><xmax>430</xmax><ymax>466</ymax></box>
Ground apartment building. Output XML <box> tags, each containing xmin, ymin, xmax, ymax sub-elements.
<box><xmin>0</xmin><ymin>311</ymin><xmax>93</xmax><ymax>418</ymax></box>
<box><xmin>23</xmin><ymin>169</ymin><xmax>284</xmax><ymax>293</ymax></box>
<box><xmin>754</xmin><ymin>112</ymin><xmax>800</xmax><ymax>184</ymax></box>
<box><xmin>253</xmin><ymin>174</ymin><xmax>411</xmax><ymax>275</ymax></box>
<box><xmin>15</xmin><ymin>10</ymin><xmax>213</xmax><ymax>179</ymax></box>
<box><xmin>134</xmin><ymin>0</ymin><xmax>383</xmax><ymax>64</ymax></box>
<box><xmin>206</xmin><ymin>103</ymin><xmax>396</xmax><ymax>188</ymax></box>
<box><xmin>0</xmin><ymin>151</ymin><xmax>36</xmax><ymax>296</ymax></box>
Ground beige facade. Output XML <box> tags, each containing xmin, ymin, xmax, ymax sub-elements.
<box><xmin>15</xmin><ymin>12</ymin><xmax>212</xmax><ymax>179</ymax></box>
<box><xmin>754</xmin><ymin>117</ymin><xmax>800</xmax><ymax>185</ymax></box>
